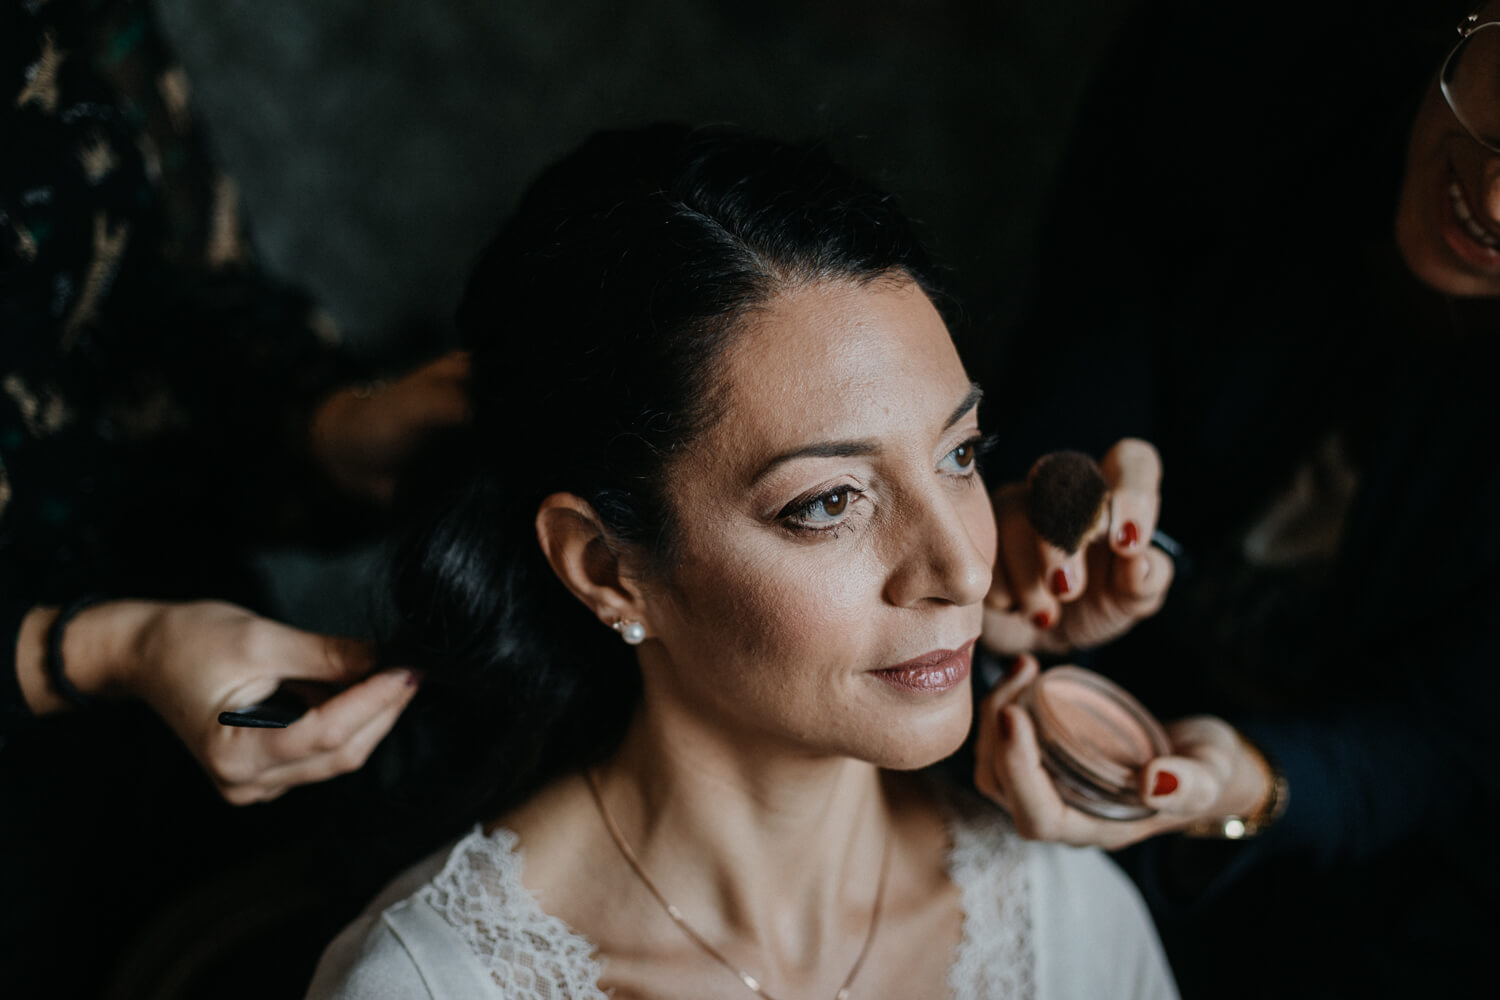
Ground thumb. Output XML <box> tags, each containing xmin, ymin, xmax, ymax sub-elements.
<box><xmin>1139</xmin><ymin>756</ymin><xmax>1223</xmax><ymax>816</ymax></box>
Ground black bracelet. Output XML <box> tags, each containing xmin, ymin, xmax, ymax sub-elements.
<box><xmin>45</xmin><ymin>596</ymin><xmax>109</xmax><ymax>710</ymax></box>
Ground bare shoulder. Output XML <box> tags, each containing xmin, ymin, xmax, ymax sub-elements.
<box><xmin>484</xmin><ymin>773</ymin><xmax>625</xmax><ymax>922</ymax></box>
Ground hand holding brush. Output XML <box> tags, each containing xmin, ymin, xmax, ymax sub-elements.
<box><xmin>983</xmin><ymin>438</ymin><xmax>1178</xmax><ymax>654</ymax></box>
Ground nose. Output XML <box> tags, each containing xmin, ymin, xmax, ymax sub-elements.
<box><xmin>882</xmin><ymin>484</ymin><xmax>995</xmax><ymax>610</ymax></box>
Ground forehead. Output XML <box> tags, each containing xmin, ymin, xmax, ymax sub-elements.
<box><xmin>705</xmin><ymin>277</ymin><xmax>969</xmax><ymax>456</ymax></box>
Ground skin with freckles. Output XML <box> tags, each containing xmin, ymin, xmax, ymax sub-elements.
<box><xmin>633</xmin><ymin>276</ymin><xmax>995</xmax><ymax>772</ymax></box>
<box><xmin>518</xmin><ymin>276</ymin><xmax>996</xmax><ymax>999</ymax></box>
<box><xmin>1395</xmin><ymin>0</ymin><xmax>1500</xmax><ymax>297</ymax></box>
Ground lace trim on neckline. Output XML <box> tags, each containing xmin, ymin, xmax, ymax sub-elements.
<box><xmin>419</xmin><ymin>788</ymin><xmax>1034</xmax><ymax>999</ymax></box>
<box><xmin>943</xmin><ymin>789</ymin><xmax>1036</xmax><ymax>999</ymax></box>
<box><xmin>419</xmin><ymin>826</ymin><xmax>609</xmax><ymax>999</ymax></box>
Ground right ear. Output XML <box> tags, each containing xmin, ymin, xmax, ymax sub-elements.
<box><xmin>534</xmin><ymin>493</ymin><xmax>651</xmax><ymax>633</ymax></box>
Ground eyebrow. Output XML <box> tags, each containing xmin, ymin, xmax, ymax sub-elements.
<box><xmin>750</xmin><ymin>381</ymin><xmax>984</xmax><ymax>485</ymax></box>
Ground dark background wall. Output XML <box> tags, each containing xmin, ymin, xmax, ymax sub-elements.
<box><xmin>150</xmin><ymin>0</ymin><xmax>1135</xmax><ymax>630</ymax></box>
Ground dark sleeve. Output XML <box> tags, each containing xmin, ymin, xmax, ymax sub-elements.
<box><xmin>74</xmin><ymin>1</ymin><xmax>377</xmax><ymax>541</ymax></box>
<box><xmin>1126</xmin><ymin>391</ymin><xmax>1500</xmax><ymax>900</ymax></box>
<box><xmin>2</xmin><ymin>0</ymin><xmax>377</xmax><ymax>587</ymax></box>
<box><xmin>1126</xmin><ymin>624</ymin><xmax>1500</xmax><ymax>913</ymax></box>
<box><xmin>1239</xmin><ymin>569</ymin><xmax>1500</xmax><ymax>867</ymax></box>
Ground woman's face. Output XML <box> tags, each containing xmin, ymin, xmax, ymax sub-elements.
<box><xmin>633</xmin><ymin>277</ymin><xmax>995</xmax><ymax>770</ymax></box>
<box><xmin>1395</xmin><ymin>2</ymin><xmax>1500</xmax><ymax>297</ymax></box>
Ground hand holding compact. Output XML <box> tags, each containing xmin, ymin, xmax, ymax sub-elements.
<box><xmin>983</xmin><ymin>438</ymin><xmax>1174</xmax><ymax>655</ymax></box>
<box><xmin>973</xmin><ymin>655</ymin><xmax>1276</xmax><ymax>850</ymax></box>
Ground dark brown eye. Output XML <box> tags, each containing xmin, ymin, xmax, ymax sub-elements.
<box><xmin>943</xmin><ymin>436</ymin><xmax>988</xmax><ymax>474</ymax></box>
<box><xmin>778</xmin><ymin>485</ymin><xmax>862</xmax><ymax>530</ymax></box>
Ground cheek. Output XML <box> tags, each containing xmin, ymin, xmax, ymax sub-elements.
<box><xmin>672</xmin><ymin>538</ymin><xmax>882</xmax><ymax>669</ymax></box>
<box><xmin>1397</xmin><ymin>88</ymin><xmax>1453</xmax><ymax>218</ymax></box>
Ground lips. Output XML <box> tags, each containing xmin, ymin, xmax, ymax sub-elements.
<box><xmin>869</xmin><ymin>639</ymin><xmax>975</xmax><ymax>693</ymax></box>
<box><xmin>1440</xmin><ymin>167</ymin><xmax>1500</xmax><ymax>269</ymax></box>
<box><xmin>1449</xmin><ymin>177</ymin><xmax>1500</xmax><ymax>248</ymax></box>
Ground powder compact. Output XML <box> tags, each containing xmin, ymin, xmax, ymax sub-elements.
<box><xmin>1019</xmin><ymin>666</ymin><xmax>1172</xmax><ymax>821</ymax></box>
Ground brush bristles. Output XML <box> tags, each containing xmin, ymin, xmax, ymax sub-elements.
<box><xmin>1025</xmin><ymin>450</ymin><xmax>1109</xmax><ymax>554</ymax></box>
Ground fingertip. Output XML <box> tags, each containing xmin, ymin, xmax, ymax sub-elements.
<box><xmin>1047</xmin><ymin>551</ymin><xmax>1089</xmax><ymax>604</ymax></box>
<box><xmin>373</xmin><ymin>667</ymin><xmax>424</xmax><ymax>706</ymax></box>
<box><xmin>1109</xmin><ymin>497</ymin><xmax>1155</xmax><ymax>553</ymax></box>
<box><xmin>1142</xmin><ymin>758</ymin><xmax>1205</xmax><ymax>811</ymax></box>
<box><xmin>1107</xmin><ymin>470</ymin><xmax>1159</xmax><ymax>551</ymax></box>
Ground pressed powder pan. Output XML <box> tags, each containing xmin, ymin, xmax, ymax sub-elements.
<box><xmin>1020</xmin><ymin>666</ymin><xmax>1171</xmax><ymax>820</ymax></box>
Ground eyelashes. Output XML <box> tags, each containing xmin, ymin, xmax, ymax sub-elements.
<box><xmin>778</xmin><ymin>485</ymin><xmax>867</xmax><ymax>531</ymax></box>
<box><xmin>776</xmin><ymin>432</ymin><xmax>990</xmax><ymax>536</ymax></box>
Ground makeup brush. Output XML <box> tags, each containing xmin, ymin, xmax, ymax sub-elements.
<box><xmin>1024</xmin><ymin>450</ymin><xmax>1184</xmax><ymax>562</ymax></box>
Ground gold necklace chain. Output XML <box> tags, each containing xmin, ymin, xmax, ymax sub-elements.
<box><xmin>585</xmin><ymin>769</ymin><xmax>890</xmax><ymax>1000</ymax></box>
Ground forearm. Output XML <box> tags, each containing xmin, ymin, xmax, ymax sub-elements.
<box><xmin>1234</xmin><ymin>704</ymin><xmax>1458</xmax><ymax>866</ymax></box>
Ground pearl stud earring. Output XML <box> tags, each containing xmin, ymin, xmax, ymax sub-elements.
<box><xmin>612</xmin><ymin>619</ymin><xmax>646</xmax><ymax>645</ymax></box>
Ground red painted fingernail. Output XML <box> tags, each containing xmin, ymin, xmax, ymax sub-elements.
<box><xmin>405</xmin><ymin>669</ymin><xmax>425</xmax><ymax>688</ymax></box>
<box><xmin>1007</xmin><ymin>656</ymin><xmax>1025</xmax><ymax>677</ymax></box>
<box><xmin>1118</xmin><ymin>521</ymin><xmax>1140</xmax><ymax>548</ymax></box>
<box><xmin>1032</xmin><ymin>611</ymin><xmax>1052</xmax><ymax>629</ymax></box>
<box><xmin>1152</xmin><ymin>770</ymin><xmax>1179</xmax><ymax>796</ymax></box>
<box><xmin>1050</xmin><ymin>568</ymin><xmax>1071</xmax><ymax>596</ymax></box>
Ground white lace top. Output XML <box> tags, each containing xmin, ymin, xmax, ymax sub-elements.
<box><xmin>305</xmin><ymin>792</ymin><xmax>1177</xmax><ymax>1000</ymax></box>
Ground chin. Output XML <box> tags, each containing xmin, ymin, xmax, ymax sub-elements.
<box><xmin>1397</xmin><ymin>232</ymin><xmax>1500</xmax><ymax>297</ymax></box>
<box><xmin>864</xmin><ymin>694</ymin><xmax>974</xmax><ymax>772</ymax></box>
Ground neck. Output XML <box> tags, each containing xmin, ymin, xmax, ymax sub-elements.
<box><xmin>592</xmin><ymin>706</ymin><xmax>897</xmax><ymax>975</ymax></box>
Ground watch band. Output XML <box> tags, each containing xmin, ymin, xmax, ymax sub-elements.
<box><xmin>1183</xmin><ymin>733</ymin><xmax>1288</xmax><ymax>840</ymax></box>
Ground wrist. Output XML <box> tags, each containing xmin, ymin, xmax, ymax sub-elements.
<box><xmin>1185</xmin><ymin>731</ymin><xmax>1288</xmax><ymax>840</ymax></box>
<box><xmin>16</xmin><ymin>600</ymin><xmax>164</xmax><ymax>715</ymax></box>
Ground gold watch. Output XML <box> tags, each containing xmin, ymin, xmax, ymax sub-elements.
<box><xmin>1183</xmin><ymin>733</ymin><xmax>1288</xmax><ymax>840</ymax></box>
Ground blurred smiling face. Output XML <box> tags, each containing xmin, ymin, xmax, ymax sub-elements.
<box><xmin>1396</xmin><ymin>1</ymin><xmax>1500</xmax><ymax>297</ymax></box>
<box><xmin>633</xmin><ymin>276</ymin><xmax>996</xmax><ymax>770</ymax></box>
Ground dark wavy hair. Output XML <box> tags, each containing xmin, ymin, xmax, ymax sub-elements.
<box><xmin>384</xmin><ymin>122</ymin><xmax>949</xmax><ymax>821</ymax></box>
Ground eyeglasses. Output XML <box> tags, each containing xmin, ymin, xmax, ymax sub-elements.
<box><xmin>1441</xmin><ymin>11</ymin><xmax>1500</xmax><ymax>153</ymax></box>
